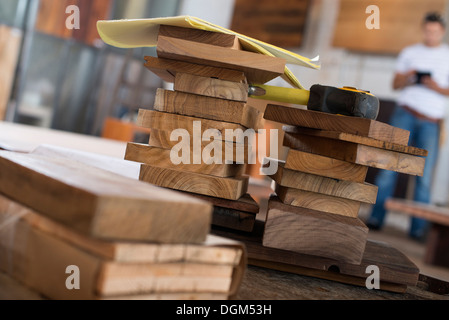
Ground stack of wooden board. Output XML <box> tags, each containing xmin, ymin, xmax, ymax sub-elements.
<box><xmin>125</xmin><ymin>25</ymin><xmax>287</xmax><ymax>232</ymax></box>
<box><xmin>0</xmin><ymin>150</ymin><xmax>246</xmax><ymax>300</ymax></box>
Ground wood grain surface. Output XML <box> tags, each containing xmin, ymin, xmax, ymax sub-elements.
<box><xmin>0</xmin><ymin>151</ymin><xmax>212</xmax><ymax>243</ymax></box>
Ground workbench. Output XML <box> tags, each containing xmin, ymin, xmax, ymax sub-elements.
<box><xmin>0</xmin><ymin>121</ymin><xmax>448</xmax><ymax>300</ymax></box>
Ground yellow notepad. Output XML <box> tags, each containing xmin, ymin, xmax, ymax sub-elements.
<box><xmin>97</xmin><ymin>16</ymin><xmax>320</xmax><ymax>89</ymax></box>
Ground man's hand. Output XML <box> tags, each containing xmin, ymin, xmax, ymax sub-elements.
<box><xmin>422</xmin><ymin>76</ymin><xmax>449</xmax><ymax>96</ymax></box>
<box><xmin>392</xmin><ymin>70</ymin><xmax>416</xmax><ymax>90</ymax></box>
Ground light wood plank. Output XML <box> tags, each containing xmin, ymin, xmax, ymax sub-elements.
<box><xmin>262</xmin><ymin>196</ymin><xmax>368</xmax><ymax>264</ymax></box>
<box><xmin>144</xmin><ymin>56</ymin><xmax>246</xmax><ymax>83</ymax></box>
<box><xmin>154</xmin><ymin>89</ymin><xmax>263</xmax><ymax>130</ymax></box>
<box><xmin>157</xmin><ymin>36</ymin><xmax>285</xmax><ymax>84</ymax></box>
<box><xmin>283</xmin><ymin>126</ymin><xmax>428</xmax><ymax>156</ymax></box>
<box><xmin>263</xmin><ymin>158</ymin><xmax>377</xmax><ymax>204</ymax></box>
<box><xmin>174</xmin><ymin>73</ymin><xmax>249</xmax><ymax>102</ymax></box>
<box><xmin>139</xmin><ymin>165</ymin><xmax>249</xmax><ymax>200</ymax></box>
<box><xmin>283</xmin><ymin>131</ymin><xmax>425</xmax><ymax>176</ymax></box>
<box><xmin>285</xmin><ymin>149</ymin><xmax>368</xmax><ymax>182</ymax></box>
<box><xmin>0</xmin><ymin>151</ymin><xmax>212</xmax><ymax>243</ymax></box>
<box><xmin>137</xmin><ymin>109</ymin><xmax>252</xmax><ymax>143</ymax></box>
<box><xmin>275</xmin><ymin>184</ymin><xmax>361</xmax><ymax>218</ymax></box>
<box><xmin>125</xmin><ymin>143</ymin><xmax>245</xmax><ymax>177</ymax></box>
<box><xmin>385</xmin><ymin>198</ymin><xmax>449</xmax><ymax>227</ymax></box>
<box><xmin>159</xmin><ymin>24</ymin><xmax>241</xmax><ymax>49</ymax></box>
<box><xmin>264</xmin><ymin>105</ymin><xmax>410</xmax><ymax>145</ymax></box>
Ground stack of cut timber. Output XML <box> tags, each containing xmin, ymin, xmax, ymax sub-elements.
<box><xmin>260</xmin><ymin>104</ymin><xmax>427</xmax><ymax>269</ymax></box>
<box><xmin>0</xmin><ymin>150</ymin><xmax>246</xmax><ymax>300</ymax></box>
<box><xmin>125</xmin><ymin>25</ymin><xmax>286</xmax><ymax>232</ymax></box>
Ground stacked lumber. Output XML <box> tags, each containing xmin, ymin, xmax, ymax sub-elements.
<box><xmin>0</xmin><ymin>150</ymin><xmax>246</xmax><ymax>300</ymax></box>
<box><xmin>125</xmin><ymin>25</ymin><xmax>287</xmax><ymax>232</ymax></box>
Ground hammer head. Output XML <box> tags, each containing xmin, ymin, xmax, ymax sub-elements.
<box><xmin>307</xmin><ymin>85</ymin><xmax>380</xmax><ymax>120</ymax></box>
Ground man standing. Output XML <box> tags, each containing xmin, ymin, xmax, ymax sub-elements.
<box><xmin>367</xmin><ymin>12</ymin><xmax>449</xmax><ymax>240</ymax></box>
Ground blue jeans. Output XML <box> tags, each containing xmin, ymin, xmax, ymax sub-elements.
<box><xmin>367</xmin><ymin>106</ymin><xmax>440</xmax><ymax>238</ymax></box>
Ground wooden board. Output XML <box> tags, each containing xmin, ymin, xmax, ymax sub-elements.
<box><xmin>263</xmin><ymin>196</ymin><xmax>368</xmax><ymax>264</ymax></box>
<box><xmin>159</xmin><ymin>25</ymin><xmax>241</xmax><ymax>49</ymax></box>
<box><xmin>144</xmin><ymin>56</ymin><xmax>247</xmax><ymax>83</ymax></box>
<box><xmin>264</xmin><ymin>105</ymin><xmax>411</xmax><ymax>145</ymax></box>
<box><xmin>285</xmin><ymin>149</ymin><xmax>369</xmax><ymax>183</ymax></box>
<box><xmin>0</xmin><ymin>196</ymin><xmax>245</xmax><ymax>299</ymax></box>
<box><xmin>283</xmin><ymin>126</ymin><xmax>428</xmax><ymax>156</ymax></box>
<box><xmin>153</xmin><ymin>89</ymin><xmax>263</xmax><ymax>130</ymax></box>
<box><xmin>332</xmin><ymin>0</ymin><xmax>447</xmax><ymax>54</ymax></box>
<box><xmin>174</xmin><ymin>73</ymin><xmax>249</xmax><ymax>102</ymax></box>
<box><xmin>148</xmin><ymin>129</ymin><xmax>254</xmax><ymax>165</ymax></box>
<box><xmin>137</xmin><ymin>109</ymin><xmax>251</xmax><ymax>143</ymax></box>
<box><xmin>283</xmin><ymin>131</ymin><xmax>426</xmax><ymax>176</ymax></box>
<box><xmin>187</xmin><ymin>193</ymin><xmax>259</xmax><ymax>214</ymax></box>
<box><xmin>385</xmin><ymin>198</ymin><xmax>449</xmax><ymax>227</ymax></box>
<box><xmin>275</xmin><ymin>185</ymin><xmax>361</xmax><ymax>218</ymax></box>
<box><xmin>0</xmin><ymin>151</ymin><xmax>212</xmax><ymax>243</ymax></box>
<box><xmin>0</xmin><ymin>25</ymin><xmax>22</xmax><ymax>120</ymax></box>
<box><xmin>156</xmin><ymin>36</ymin><xmax>286</xmax><ymax>84</ymax></box>
<box><xmin>139</xmin><ymin>165</ymin><xmax>249</xmax><ymax>200</ymax></box>
<box><xmin>263</xmin><ymin>158</ymin><xmax>377</xmax><ymax>204</ymax></box>
<box><xmin>212</xmin><ymin>220</ymin><xmax>419</xmax><ymax>291</ymax></box>
<box><xmin>125</xmin><ymin>143</ymin><xmax>245</xmax><ymax>177</ymax></box>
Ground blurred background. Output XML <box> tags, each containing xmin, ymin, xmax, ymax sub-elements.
<box><xmin>1</xmin><ymin>0</ymin><xmax>449</xmax><ymax>214</ymax></box>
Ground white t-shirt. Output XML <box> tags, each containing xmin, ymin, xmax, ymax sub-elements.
<box><xmin>396</xmin><ymin>43</ymin><xmax>449</xmax><ymax>119</ymax></box>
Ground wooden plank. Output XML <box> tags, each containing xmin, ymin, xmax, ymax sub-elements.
<box><xmin>211</xmin><ymin>207</ymin><xmax>257</xmax><ymax>232</ymax></box>
<box><xmin>264</xmin><ymin>105</ymin><xmax>411</xmax><ymax>145</ymax></box>
<box><xmin>285</xmin><ymin>149</ymin><xmax>369</xmax><ymax>183</ymax></box>
<box><xmin>283</xmin><ymin>126</ymin><xmax>428</xmax><ymax>156</ymax></box>
<box><xmin>154</xmin><ymin>89</ymin><xmax>263</xmax><ymax>130</ymax></box>
<box><xmin>148</xmin><ymin>129</ymin><xmax>253</xmax><ymax>164</ymax></box>
<box><xmin>144</xmin><ymin>56</ymin><xmax>247</xmax><ymax>83</ymax></box>
<box><xmin>187</xmin><ymin>193</ymin><xmax>259</xmax><ymax>214</ymax></box>
<box><xmin>283</xmin><ymin>132</ymin><xmax>425</xmax><ymax>176</ymax></box>
<box><xmin>125</xmin><ymin>143</ymin><xmax>246</xmax><ymax>177</ymax></box>
<box><xmin>0</xmin><ymin>193</ymin><xmax>242</xmax><ymax>265</ymax></box>
<box><xmin>385</xmin><ymin>198</ymin><xmax>449</xmax><ymax>227</ymax></box>
<box><xmin>263</xmin><ymin>197</ymin><xmax>368</xmax><ymax>264</ymax></box>
<box><xmin>174</xmin><ymin>73</ymin><xmax>249</xmax><ymax>102</ymax></box>
<box><xmin>158</xmin><ymin>25</ymin><xmax>241</xmax><ymax>49</ymax></box>
<box><xmin>137</xmin><ymin>109</ymin><xmax>253</xmax><ymax>143</ymax></box>
<box><xmin>139</xmin><ymin>165</ymin><xmax>249</xmax><ymax>200</ymax></box>
<box><xmin>212</xmin><ymin>220</ymin><xmax>419</xmax><ymax>289</ymax></box>
<box><xmin>263</xmin><ymin>158</ymin><xmax>377</xmax><ymax>204</ymax></box>
<box><xmin>0</xmin><ymin>151</ymin><xmax>212</xmax><ymax>244</ymax></box>
<box><xmin>275</xmin><ymin>185</ymin><xmax>361</xmax><ymax>218</ymax></box>
<box><xmin>156</xmin><ymin>36</ymin><xmax>286</xmax><ymax>84</ymax></box>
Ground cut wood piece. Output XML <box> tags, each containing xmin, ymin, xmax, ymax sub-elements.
<box><xmin>125</xmin><ymin>143</ymin><xmax>246</xmax><ymax>177</ymax></box>
<box><xmin>154</xmin><ymin>89</ymin><xmax>263</xmax><ymax>130</ymax></box>
<box><xmin>263</xmin><ymin>158</ymin><xmax>377</xmax><ymax>204</ymax></box>
<box><xmin>158</xmin><ymin>25</ymin><xmax>241</xmax><ymax>49</ymax></box>
<box><xmin>144</xmin><ymin>56</ymin><xmax>246</xmax><ymax>83</ymax></box>
<box><xmin>139</xmin><ymin>165</ymin><xmax>249</xmax><ymax>200</ymax></box>
<box><xmin>262</xmin><ymin>196</ymin><xmax>368</xmax><ymax>264</ymax></box>
<box><xmin>137</xmin><ymin>109</ymin><xmax>252</xmax><ymax>143</ymax></box>
<box><xmin>211</xmin><ymin>206</ymin><xmax>257</xmax><ymax>232</ymax></box>
<box><xmin>187</xmin><ymin>193</ymin><xmax>259</xmax><ymax>214</ymax></box>
<box><xmin>264</xmin><ymin>105</ymin><xmax>410</xmax><ymax>145</ymax></box>
<box><xmin>283</xmin><ymin>126</ymin><xmax>428</xmax><ymax>156</ymax></box>
<box><xmin>212</xmin><ymin>220</ymin><xmax>420</xmax><ymax>290</ymax></box>
<box><xmin>0</xmin><ymin>151</ymin><xmax>212</xmax><ymax>244</ymax></box>
<box><xmin>285</xmin><ymin>149</ymin><xmax>368</xmax><ymax>183</ymax></box>
<box><xmin>97</xmin><ymin>263</ymin><xmax>234</xmax><ymax>296</ymax></box>
<box><xmin>174</xmin><ymin>73</ymin><xmax>249</xmax><ymax>102</ymax></box>
<box><xmin>275</xmin><ymin>185</ymin><xmax>361</xmax><ymax>218</ymax></box>
<box><xmin>0</xmin><ymin>193</ymin><xmax>243</xmax><ymax>265</ymax></box>
<box><xmin>385</xmin><ymin>198</ymin><xmax>449</xmax><ymax>227</ymax></box>
<box><xmin>283</xmin><ymin>132</ymin><xmax>425</xmax><ymax>176</ymax></box>
<box><xmin>157</xmin><ymin>36</ymin><xmax>286</xmax><ymax>84</ymax></box>
<box><xmin>148</xmin><ymin>129</ymin><xmax>254</xmax><ymax>165</ymax></box>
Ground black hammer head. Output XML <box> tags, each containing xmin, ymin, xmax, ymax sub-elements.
<box><xmin>307</xmin><ymin>85</ymin><xmax>380</xmax><ymax>120</ymax></box>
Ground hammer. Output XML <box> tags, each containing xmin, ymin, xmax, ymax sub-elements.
<box><xmin>249</xmin><ymin>84</ymin><xmax>380</xmax><ymax>120</ymax></box>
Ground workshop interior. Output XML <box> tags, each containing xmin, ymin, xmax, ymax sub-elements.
<box><xmin>1</xmin><ymin>0</ymin><xmax>449</xmax><ymax>302</ymax></box>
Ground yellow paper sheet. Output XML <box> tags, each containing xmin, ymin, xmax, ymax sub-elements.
<box><xmin>96</xmin><ymin>16</ymin><xmax>320</xmax><ymax>89</ymax></box>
